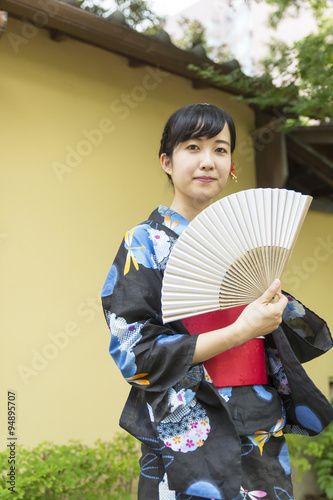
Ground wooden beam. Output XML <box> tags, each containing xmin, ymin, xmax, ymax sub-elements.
<box><xmin>253</xmin><ymin>129</ymin><xmax>289</xmax><ymax>189</ymax></box>
<box><xmin>310</xmin><ymin>198</ymin><xmax>333</xmax><ymax>213</ymax></box>
<box><xmin>192</xmin><ymin>79</ymin><xmax>211</xmax><ymax>89</ymax></box>
<box><xmin>290</xmin><ymin>126</ymin><xmax>333</xmax><ymax>145</ymax></box>
<box><xmin>286</xmin><ymin>135</ymin><xmax>333</xmax><ymax>189</ymax></box>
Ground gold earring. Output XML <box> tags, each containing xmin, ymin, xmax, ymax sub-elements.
<box><xmin>230</xmin><ymin>161</ymin><xmax>237</xmax><ymax>182</ymax></box>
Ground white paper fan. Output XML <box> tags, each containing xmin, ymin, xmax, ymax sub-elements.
<box><xmin>161</xmin><ymin>188</ymin><xmax>312</xmax><ymax>323</ymax></box>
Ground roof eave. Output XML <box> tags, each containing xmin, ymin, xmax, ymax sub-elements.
<box><xmin>2</xmin><ymin>0</ymin><xmax>244</xmax><ymax>95</ymax></box>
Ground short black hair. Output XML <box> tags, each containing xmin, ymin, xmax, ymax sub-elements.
<box><xmin>159</xmin><ymin>103</ymin><xmax>236</xmax><ymax>159</ymax></box>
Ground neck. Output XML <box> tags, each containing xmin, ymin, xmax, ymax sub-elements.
<box><xmin>170</xmin><ymin>199</ymin><xmax>210</xmax><ymax>222</ymax></box>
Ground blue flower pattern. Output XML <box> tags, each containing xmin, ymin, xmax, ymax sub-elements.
<box><xmin>283</xmin><ymin>295</ymin><xmax>306</xmax><ymax>321</ymax></box>
<box><xmin>101</xmin><ymin>264</ymin><xmax>118</xmax><ymax>298</ymax></box>
<box><xmin>108</xmin><ymin>313</ymin><xmax>143</xmax><ymax>378</ymax></box>
<box><xmin>101</xmin><ymin>207</ymin><xmax>333</xmax><ymax>500</ymax></box>
<box><xmin>282</xmin><ymin>294</ymin><xmax>309</xmax><ymax>339</ymax></box>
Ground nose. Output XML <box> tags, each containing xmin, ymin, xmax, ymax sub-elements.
<box><xmin>199</xmin><ymin>150</ymin><xmax>215</xmax><ymax>170</ymax></box>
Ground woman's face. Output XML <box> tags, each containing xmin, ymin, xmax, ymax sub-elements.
<box><xmin>161</xmin><ymin>124</ymin><xmax>232</xmax><ymax>215</ymax></box>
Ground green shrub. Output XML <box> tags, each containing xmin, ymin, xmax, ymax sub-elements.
<box><xmin>0</xmin><ymin>433</ymin><xmax>140</xmax><ymax>499</ymax></box>
<box><xmin>286</xmin><ymin>421</ymin><xmax>333</xmax><ymax>499</ymax></box>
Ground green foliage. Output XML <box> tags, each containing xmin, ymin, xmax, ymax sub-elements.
<box><xmin>187</xmin><ymin>0</ymin><xmax>332</xmax><ymax>126</ymax></box>
<box><xmin>77</xmin><ymin>0</ymin><xmax>164</xmax><ymax>32</ymax></box>
<box><xmin>174</xmin><ymin>17</ymin><xmax>208</xmax><ymax>49</ymax></box>
<box><xmin>187</xmin><ymin>62</ymin><xmax>296</xmax><ymax>119</ymax></box>
<box><xmin>75</xmin><ymin>0</ymin><xmax>107</xmax><ymax>17</ymax></box>
<box><xmin>262</xmin><ymin>0</ymin><xmax>331</xmax><ymax>27</ymax></box>
<box><xmin>113</xmin><ymin>0</ymin><xmax>164</xmax><ymax>32</ymax></box>
<box><xmin>174</xmin><ymin>17</ymin><xmax>233</xmax><ymax>62</ymax></box>
<box><xmin>286</xmin><ymin>421</ymin><xmax>333</xmax><ymax>499</ymax></box>
<box><xmin>0</xmin><ymin>433</ymin><xmax>140</xmax><ymax>499</ymax></box>
<box><xmin>262</xmin><ymin>17</ymin><xmax>333</xmax><ymax>120</ymax></box>
<box><xmin>189</xmin><ymin>13</ymin><xmax>333</xmax><ymax>127</ymax></box>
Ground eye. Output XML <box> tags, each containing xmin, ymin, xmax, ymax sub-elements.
<box><xmin>187</xmin><ymin>144</ymin><xmax>199</xmax><ymax>150</ymax></box>
<box><xmin>216</xmin><ymin>147</ymin><xmax>227</xmax><ymax>154</ymax></box>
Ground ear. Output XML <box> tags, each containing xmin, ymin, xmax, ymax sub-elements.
<box><xmin>160</xmin><ymin>153</ymin><xmax>172</xmax><ymax>176</ymax></box>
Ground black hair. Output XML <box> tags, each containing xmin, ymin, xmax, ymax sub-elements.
<box><xmin>159</xmin><ymin>103</ymin><xmax>236</xmax><ymax>160</ymax></box>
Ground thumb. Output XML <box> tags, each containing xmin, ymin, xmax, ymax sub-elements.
<box><xmin>261</xmin><ymin>279</ymin><xmax>281</xmax><ymax>304</ymax></box>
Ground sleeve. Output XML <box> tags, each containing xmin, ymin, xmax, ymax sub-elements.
<box><xmin>101</xmin><ymin>223</ymin><xmax>202</xmax><ymax>417</ymax></box>
<box><xmin>264</xmin><ymin>293</ymin><xmax>333</xmax><ymax>435</ymax></box>
<box><xmin>280</xmin><ymin>292</ymin><xmax>333</xmax><ymax>363</ymax></box>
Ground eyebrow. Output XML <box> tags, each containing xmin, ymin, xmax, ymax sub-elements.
<box><xmin>191</xmin><ymin>137</ymin><xmax>231</xmax><ymax>146</ymax></box>
<box><xmin>215</xmin><ymin>139</ymin><xmax>231</xmax><ymax>146</ymax></box>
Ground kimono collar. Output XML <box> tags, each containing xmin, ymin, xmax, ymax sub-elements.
<box><xmin>149</xmin><ymin>206</ymin><xmax>190</xmax><ymax>237</ymax></box>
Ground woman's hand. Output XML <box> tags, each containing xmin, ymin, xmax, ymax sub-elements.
<box><xmin>192</xmin><ymin>279</ymin><xmax>287</xmax><ymax>366</ymax></box>
<box><xmin>233</xmin><ymin>279</ymin><xmax>288</xmax><ymax>345</ymax></box>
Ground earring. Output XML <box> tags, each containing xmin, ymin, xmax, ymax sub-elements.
<box><xmin>230</xmin><ymin>161</ymin><xmax>237</xmax><ymax>182</ymax></box>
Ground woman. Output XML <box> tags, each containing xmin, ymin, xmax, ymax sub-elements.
<box><xmin>102</xmin><ymin>103</ymin><xmax>333</xmax><ymax>500</ymax></box>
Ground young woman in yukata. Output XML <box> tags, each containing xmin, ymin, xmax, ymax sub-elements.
<box><xmin>102</xmin><ymin>103</ymin><xmax>333</xmax><ymax>500</ymax></box>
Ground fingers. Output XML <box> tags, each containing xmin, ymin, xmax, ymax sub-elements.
<box><xmin>261</xmin><ymin>279</ymin><xmax>281</xmax><ymax>304</ymax></box>
<box><xmin>259</xmin><ymin>279</ymin><xmax>288</xmax><ymax>317</ymax></box>
<box><xmin>234</xmin><ymin>280</ymin><xmax>288</xmax><ymax>342</ymax></box>
<box><xmin>270</xmin><ymin>294</ymin><xmax>279</xmax><ymax>304</ymax></box>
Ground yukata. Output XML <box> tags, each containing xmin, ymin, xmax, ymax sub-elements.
<box><xmin>101</xmin><ymin>206</ymin><xmax>333</xmax><ymax>500</ymax></box>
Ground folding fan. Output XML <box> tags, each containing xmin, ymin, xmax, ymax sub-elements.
<box><xmin>161</xmin><ymin>188</ymin><xmax>312</xmax><ymax>324</ymax></box>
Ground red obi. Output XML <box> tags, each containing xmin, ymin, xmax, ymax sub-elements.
<box><xmin>181</xmin><ymin>305</ymin><xmax>268</xmax><ymax>387</ymax></box>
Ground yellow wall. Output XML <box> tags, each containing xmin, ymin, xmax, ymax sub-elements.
<box><xmin>1</xmin><ymin>16</ymin><xmax>332</xmax><ymax>450</ymax></box>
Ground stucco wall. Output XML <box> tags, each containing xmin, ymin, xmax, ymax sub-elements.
<box><xmin>1</xmin><ymin>14</ymin><xmax>332</xmax><ymax>458</ymax></box>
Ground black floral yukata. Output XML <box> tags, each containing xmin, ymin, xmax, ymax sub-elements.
<box><xmin>101</xmin><ymin>206</ymin><xmax>333</xmax><ymax>500</ymax></box>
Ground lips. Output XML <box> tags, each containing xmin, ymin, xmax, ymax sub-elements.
<box><xmin>195</xmin><ymin>177</ymin><xmax>216</xmax><ymax>183</ymax></box>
